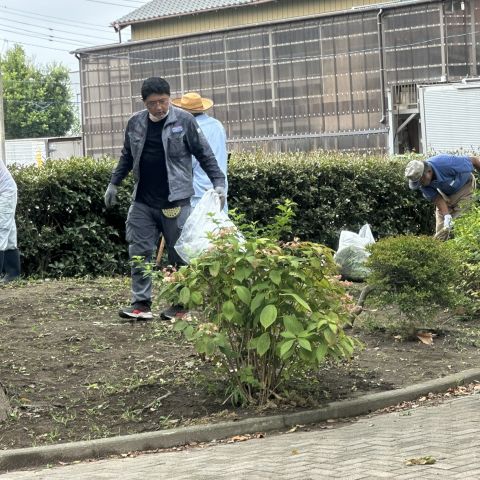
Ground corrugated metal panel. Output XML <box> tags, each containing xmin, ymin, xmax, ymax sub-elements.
<box><xmin>131</xmin><ymin>0</ymin><xmax>376</xmax><ymax>41</ymax></box>
<box><xmin>421</xmin><ymin>83</ymin><xmax>480</xmax><ymax>152</ymax></box>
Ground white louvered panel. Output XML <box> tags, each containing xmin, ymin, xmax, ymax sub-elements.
<box><xmin>423</xmin><ymin>84</ymin><xmax>480</xmax><ymax>153</ymax></box>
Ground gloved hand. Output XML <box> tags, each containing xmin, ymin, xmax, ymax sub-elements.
<box><xmin>214</xmin><ymin>186</ymin><xmax>226</xmax><ymax>211</ymax></box>
<box><xmin>443</xmin><ymin>214</ymin><xmax>453</xmax><ymax>229</ymax></box>
<box><xmin>104</xmin><ymin>183</ymin><xmax>118</xmax><ymax>208</ymax></box>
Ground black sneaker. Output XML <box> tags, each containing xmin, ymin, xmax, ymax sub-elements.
<box><xmin>160</xmin><ymin>304</ymin><xmax>188</xmax><ymax>320</ymax></box>
<box><xmin>118</xmin><ymin>304</ymin><xmax>153</xmax><ymax>320</ymax></box>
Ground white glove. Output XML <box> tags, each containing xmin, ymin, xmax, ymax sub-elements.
<box><xmin>104</xmin><ymin>183</ymin><xmax>118</xmax><ymax>208</ymax></box>
<box><xmin>443</xmin><ymin>214</ymin><xmax>453</xmax><ymax>229</ymax></box>
<box><xmin>214</xmin><ymin>186</ymin><xmax>226</xmax><ymax>211</ymax></box>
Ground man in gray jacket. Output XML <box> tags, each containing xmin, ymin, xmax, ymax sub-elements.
<box><xmin>104</xmin><ymin>77</ymin><xmax>226</xmax><ymax>320</ymax></box>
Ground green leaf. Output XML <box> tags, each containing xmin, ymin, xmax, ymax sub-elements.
<box><xmin>184</xmin><ymin>325</ymin><xmax>194</xmax><ymax>340</ymax></box>
<box><xmin>222</xmin><ymin>300</ymin><xmax>236</xmax><ymax>321</ymax></box>
<box><xmin>205</xmin><ymin>339</ymin><xmax>216</xmax><ymax>356</ymax></box>
<box><xmin>315</xmin><ymin>343</ymin><xmax>328</xmax><ymax>362</ymax></box>
<box><xmin>256</xmin><ymin>332</ymin><xmax>271</xmax><ymax>356</ymax></box>
<box><xmin>179</xmin><ymin>287</ymin><xmax>190</xmax><ymax>305</ymax></box>
<box><xmin>328</xmin><ymin>322</ymin><xmax>338</xmax><ymax>334</ymax></box>
<box><xmin>260</xmin><ymin>304</ymin><xmax>277</xmax><ymax>329</ymax></box>
<box><xmin>280</xmin><ymin>339</ymin><xmax>295</xmax><ymax>358</ymax></box>
<box><xmin>250</xmin><ymin>293</ymin><xmax>265</xmax><ymax>313</ymax></box>
<box><xmin>190</xmin><ymin>291</ymin><xmax>203</xmax><ymax>305</ymax></box>
<box><xmin>323</xmin><ymin>329</ymin><xmax>337</xmax><ymax>346</ymax></box>
<box><xmin>269</xmin><ymin>270</ymin><xmax>282</xmax><ymax>285</ymax></box>
<box><xmin>298</xmin><ymin>338</ymin><xmax>312</xmax><ymax>351</ymax></box>
<box><xmin>280</xmin><ymin>330</ymin><xmax>296</xmax><ymax>339</ymax></box>
<box><xmin>209</xmin><ymin>261</ymin><xmax>221</xmax><ymax>277</ymax></box>
<box><xmin>283</xmin><ymin>315</ymin><xmax>303</xmax><ymax>335</ymax></box>
<box><xmin>233</xmin><ymin>267</ymin><xmax>252</xmax><ymax>282</ymax></box>
<box><xmin>173</xmin><ymin>320</ymin><xmax>187</xmax><ymax>331</ymax></box>
<box><xmin>280</xmin><ymin>292</ymin><xmax>311</xmax><ymax>311</ymax></box>
<box><xmin>235</xmin><ymin>286</ymin><xmax>252</xmax><ymax>306</ymax></box>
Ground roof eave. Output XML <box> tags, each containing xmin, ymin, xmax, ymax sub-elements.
<box><xmin>110</xmin><ymin>0</ymin><xmax>276</xmax><ymax>29</ymax></box>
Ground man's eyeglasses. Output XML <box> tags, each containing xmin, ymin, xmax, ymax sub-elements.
<box><xmin>145</xmin><ymin>99</ymin><xmax>170</xmax><ymax>108</ymax></box>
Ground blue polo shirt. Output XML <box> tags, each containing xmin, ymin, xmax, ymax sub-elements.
<box><xmin>421</xmin><ymin>154</ymin><xmax>473</xmax><ymax>201</ymax></box>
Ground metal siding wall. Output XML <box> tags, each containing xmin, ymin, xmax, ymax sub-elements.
<box><xmin>81</xmin><ymin>51</ymin><xmax>132</xmax><ymax>158</ymax></box>
<box><xmin>131</xmin><ymin>0</ymin><xmax>376</xmax><ymax>41</ymax></box>
<box><xmin>383</xmin><ymin>2</ymin><xmax>477</xmax><ymax>85</ymax></box>
<box><xmin>80</xmin><ymin>0</ymin><xmax>478</xmax><ymax>155</ymax></box>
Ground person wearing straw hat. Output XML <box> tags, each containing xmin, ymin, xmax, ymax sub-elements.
<box><xmin>405</xmin><ymin>154</ymin><xmax>480</xmax><ymax>239</ymax></box>
<box><xmin>171</xmin><ymin>92</ymin><xmax>228</xmax><ymax>212</ymax></box>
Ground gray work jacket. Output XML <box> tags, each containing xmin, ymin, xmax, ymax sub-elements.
<box><xmin>110</xmin><ymin>106</ymin><xmax>226</xmax><ymax>202</ymax></box>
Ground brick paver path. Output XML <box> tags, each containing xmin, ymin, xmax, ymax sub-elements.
<box><xmin>1</xmin><ymin>394</ymin><xmax>479</xmax><ymax>479</ymax></box>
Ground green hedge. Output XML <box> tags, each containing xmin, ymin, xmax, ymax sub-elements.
<box><xmin>228</xmin><ymin>152</ymin><xmax>434</xmax><ymax>247</ymax></box>
<box><xmin>11</xmin><ymin>153</ymin><xmax>434</xmax><ymax>278</ymax></box>
<box><xmin>12</xmin><ymin>157</ymin><xmax>132</xmax><ymax>277</ymax></box>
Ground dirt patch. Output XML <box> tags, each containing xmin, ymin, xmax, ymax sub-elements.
<box><xmin>0</xmin><ymin>278</ymin><xmax>478</xmax><ymax>449</ymax></box>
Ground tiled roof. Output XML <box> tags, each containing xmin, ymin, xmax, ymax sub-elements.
<box><xmin>112</xmin><ymin>0</ymin><xmax>274</xmax><ymax>28</ymax></box>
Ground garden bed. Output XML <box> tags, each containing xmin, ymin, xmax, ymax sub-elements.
<box><xmin>0</xmin><ymin>277</ymin><xmax>478</xmax><ymax>449</ymax></box>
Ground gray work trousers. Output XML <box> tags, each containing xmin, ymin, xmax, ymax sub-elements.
<box><xmin>125</xmin><ymin>201</ymin><xmax>191</xmax><ymax>307</ymax></box>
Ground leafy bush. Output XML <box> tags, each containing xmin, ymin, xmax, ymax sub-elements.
<box><xmin>157</xmin><ymin>203</ymin><xmax>357</xmax><ymax>405</ymax></box>
<box><xmin>12</xmin><ymin>157</ymin><xmax>132</xmax><ymax>277</ymax></box>
<box><xmin>228</xmin><ymin>152</ymin><xmax>434</xmax><ymax>247</ymax></box>
<box><xmin>10</xmin><ymin>152</ymin><xmax>434</xmax><ymax>278</ymax></box>
<box><xmin>451</xmin><ymin>195</ymin><xmax>480</xmax><ymax>310</ymax></box>
<box><xmin>365</xmin><ymin>235</ymin><xmax>463</xmax><ymax>337</ymax></box>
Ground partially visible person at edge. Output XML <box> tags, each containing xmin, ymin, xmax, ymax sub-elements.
<box><xmin>171</xmin><ymin>92</ymin><xmax>228</xmax><ymax>212</ymax></box>
<box><xmin>405</xmin><ymin>154</ymin><xmax>480</xmax><ymax>240</ymax></box>
<box><xmin>0</xmin><ymin>159</ymin><xmax>21</xmax><ymax>282</ymax></box>
<box><xmin>104</xmin><ymin>77</ymin><xmax>226</xmax><ymax>321</ymax></box>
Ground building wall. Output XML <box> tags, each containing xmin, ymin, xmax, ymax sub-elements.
<box><xmin>79</xmin><ymin>0</ymin><xmax>480</xmax><ymax>157</ymax></box>
<box><xmin>131</xmin><ymin>0</ymin><xmax>377</xmax><ymax>41</ymax></box>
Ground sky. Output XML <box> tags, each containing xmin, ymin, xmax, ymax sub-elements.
<box><xmin>0</xmin><ymin>0</ymin><xmax>138</xmax><ymax>99</ymax></box>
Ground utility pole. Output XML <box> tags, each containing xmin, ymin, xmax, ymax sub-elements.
<box><xmin>0</xmin><ymin>67</ymin><xmax>5</xmax><ymax>164</ymax></box>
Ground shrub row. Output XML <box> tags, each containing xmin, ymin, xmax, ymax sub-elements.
<box><xmin>228</xmin><ymin>152</ymin><xmax>434</xmax><ymax>246</ymax></box>
<box><xmin>11</xmin><ymin>152</ymin><xmax>434</xmax><ymax>278</ymax></box>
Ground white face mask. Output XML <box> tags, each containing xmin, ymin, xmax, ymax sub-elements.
<box><xmin>149</xmin><ymin>110</ymin><xmax>169</xmax><ymax>122</ymax></box>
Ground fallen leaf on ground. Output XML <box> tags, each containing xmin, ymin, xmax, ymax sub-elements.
<box><xmin>417</xmin><ymin>332</ymin><xmax>436</xmax><ymax>345</ymax></box>
<box><xmin>405</xmin><ymin>456</ymin><xmax>436</xmax><ymax>466</ymax></box>
<box><xmin>228</xmin><ymin>435</ymin><xmax>250</xmax><ymax>443</ymax></box>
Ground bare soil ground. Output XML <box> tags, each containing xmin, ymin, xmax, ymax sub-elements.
<box><xmin>0</xmin><ymin>277</ymin><xmax>478</xmax><ymax>450</ymax></box>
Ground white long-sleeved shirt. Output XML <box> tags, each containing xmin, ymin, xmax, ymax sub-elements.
<box><xmin>192</xmin><ymin>113</ymin><xmax>228</xmax><ymax>211</ymax></box>
<box><xmin>0</xmin><ymin>161</ymin><xmax>17</xmax><ymax>195</ymax></box>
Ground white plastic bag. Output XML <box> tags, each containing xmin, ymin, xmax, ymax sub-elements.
<box><xmin>334</xmin><ymin>224</ymin><xmax>375</xmax><ymax>281</ymax></box>
<box><xmin>175</xmin><ymin>189</ymin><xmax>239</xmax><ymax>264</ymax></box>
<box><xmin>336</xmin><ymin>224</ymin><xmax>375</xmax><ymax>254</ymax></box>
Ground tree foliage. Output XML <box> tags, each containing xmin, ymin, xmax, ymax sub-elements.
<box><xmin>0</xmin><ymin>45</ymin><xmax>76</xmax><ymax>139</ymax></box>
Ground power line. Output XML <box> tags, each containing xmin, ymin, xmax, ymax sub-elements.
<box><xmin>0</xmin><ymin>25</ymin><xmax>101</xmax><ymax>48</ymax></box>
<box><xmin>86</xmin><ymin>0</ymin><xmax>144</xmax><ymax>6</ymax></box>
<box><xmin>0</xmin><ymin>4</ymin><xmax>117</xmax><ymax>32</ymax></box>
<box><xmin>0</xmin><ymin>37</ymin><xmax>82</xmax><ymax>54</ymax></box>
<box><xmin>0</xmin><ymin>24</ymin><xmax>100</xmax><ymax>47</ymax></box>
<box><xmin>0</xmin><ymin>16</ymin><xmax>115</xmax><ymax>42</ymax></box>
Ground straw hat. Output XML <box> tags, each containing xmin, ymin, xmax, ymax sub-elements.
<box><xmin>171</xmin><ymin>92</ymin><xmax>214</xmax><ymax>112</ymax></box>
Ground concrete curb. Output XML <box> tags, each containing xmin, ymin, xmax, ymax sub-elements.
<box><xmin>1</xmin><ymin>368</ymin><xmax>479</xmax><ymax>473</ymax></box>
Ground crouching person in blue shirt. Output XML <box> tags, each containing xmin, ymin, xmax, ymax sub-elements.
<box><xmin>405</xmin><ymin>154</ymin><xmax>480</xmax><ymax>240</ymax></box>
